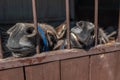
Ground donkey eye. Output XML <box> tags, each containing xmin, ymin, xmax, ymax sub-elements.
<box><xmin>26</xmin><ymin>27</ymin><xmax>34</xmax><ymax>34</ymax></box>
<box><xmin>79</xmin><ymin>22</ymin><xmax>83</xmax><ymax>26</ymax></box>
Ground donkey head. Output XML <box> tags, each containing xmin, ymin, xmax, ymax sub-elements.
<box><xmin>6</xmin><ymin>23</ymin><xmax>37</xmax><ymax>57</ymax></box>
<box><xmin>6</xmin><ymin>22</ymin><xmax>67</xmax><ymax>57</ymax></box>
<box><xmin>71</xmin><ymin>21</ymin><xmax>95</xmax><ymax>48</ymax></box>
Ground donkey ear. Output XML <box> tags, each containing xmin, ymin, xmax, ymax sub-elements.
<box><xmin>53</xmin><ymin>40</ymin><xmax>64</xmax><ymax>50</ymax></box>
<box><xmin>7</xmin><ymin>25</ymin><xmax>16</xmax><ymax>34</ymax></box>
<box><xmin>7</xmin><ymin>23</ymin><xmax>22</xmax><ymax>34</ymax></box>
<box><xmin>55</xmin><ymin>21</ymin><xmax>66</xmax><ymax>32</ymax></box>
<box><xmin>46</xmin><ymin>31</ymin><xmax>57</xmax><ymax>47</ymax></box>
<box><xmin>55</xmin><ymin>21</ymin><xmax>67</xmax><ymax>39</ymax></box>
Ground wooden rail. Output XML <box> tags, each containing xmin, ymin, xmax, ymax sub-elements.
<box><xmin>0</xmin><ymin>34</ymin><xmax>3</xmax><ymax>59</ymax></box>
<box><xmin>94</xmin><ymin>0</ymin><xmax>98</xmax><ymax>45</ymax></box>
<box><xmin>32</xmin><ymin>0</ymin><xmax>40</xmax><ymax>54</ymax></box>
<box><xmin>118</xmin><ymin>9</ymin><xmax>120</xmax><ymax>41</ymax></box>
<box><xmin>0</xmin><ymin>43</ymin><xmax>120</xmax><ymax>70</ymax></box>
<box><xmin>0</xmin><ymin>44</ymin><xmax>120</xmax><ymax>80</ymax></box>
<box><xmin>65</xmin><ymin>0</ymin><xmax>70</xmax><ymax>49</ymax></box>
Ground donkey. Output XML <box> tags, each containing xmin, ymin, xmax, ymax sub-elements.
<box><xmin>6</xmin><ymin>22</ymin><xmax>66</xmax><ymax>57</ymax></box>
<box><xmin>70</xmin><ymin>21</ymin><xmax>110</xmax><ymax>49</ymax></box>
<box><xmin>6</xmin><ymin>21</ymin><xmax>116</xmax><ymax>57</ymax></box>
<box><xmin>54</xmin><ymin>21</ymin><xmax>116</xmax><ymax>49</ymax></box>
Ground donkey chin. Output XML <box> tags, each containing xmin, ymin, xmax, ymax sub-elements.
<box><xmin>10</xmin><ymin>48</ymin><xmax>36</xmax><ymax>57</ymax></box>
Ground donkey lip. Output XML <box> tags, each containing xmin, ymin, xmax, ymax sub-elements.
<box><xmin>10</xmin><ymin>47</ymin><xmax>35</xmax><ymax>52</ymax></box>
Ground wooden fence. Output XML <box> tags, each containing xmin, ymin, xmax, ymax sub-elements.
<box><xmin>0</xmin><ymin>44</ymin><xmax>120</xmax><ymax>80</ymax></box>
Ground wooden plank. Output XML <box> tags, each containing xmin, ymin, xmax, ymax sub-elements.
<box><xmin>0</xmin><ymin>43</ymin><xmax>120</xmax><ymax>70</ymax></box>
<box><xmin>115</xmin><ymin>52</ymin><xmax>120</xmax><ymax>80</ymax></box>
<box><xmin>0</xmin><ymin>67</ymin><xmax>24</xmax><ymax>80</ymax></box>
<box><xmin>25</xmin><ymin>61</ymin><xmax>60</xmax><ymax>80</ymax></box>
<box><xmin>0</xmin><ymin>34</ymin><xmax>3</xmax><ymax>58</ymax></box>
<box><xmin>0</xmin><ymin>0</ymin><xmax>66</xmax><ymax>22</ymax></box>
<box><xmin>90</xmin><ymin>51</ymin><xmax>120</xmax><ymax>80</ymax></box>
<box><xmin>61</xmin><ymin>57</ymin><xmax>89</xmax><ymax>80</ymax></box>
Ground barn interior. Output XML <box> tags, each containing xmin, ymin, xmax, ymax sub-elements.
<box><xmin>74</xmin><ymin>0</ymin><xmax>119</xmax><ymax>27</ymax></box>
<box><xmin>74</xmin><ymin>0</ymin><xmax>119</xmax><ymax>43</ymax></box>
<box><xmin>0</xmin><ymin>0</ymin><xmax>119</xmax><ymax>57</ymax></box>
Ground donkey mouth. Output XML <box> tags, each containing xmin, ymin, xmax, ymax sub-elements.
<box><xmin>8</xmin><ymin>46</ymin><xmax>35</xmax><ymax>51</ymax></box>
<box><xmin>13</xmin><ymin>50</ymin><xmax>35</xmax><ymax>57</ymax></box>
<box><xmin>8</xmin><ymin>47</ymin><xmax>36</xmax><ymax>57</ymax></box>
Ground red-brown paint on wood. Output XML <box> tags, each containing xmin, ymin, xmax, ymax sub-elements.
<box><xmin>90</xmin><ymin>51</ymin><xmax>120</xmax><ymax>80</ymax></box>
<box><xmin>94</xmin><ymin>0</ymin><xmax>98</xmax><ymax>45</ymax></box>
<box><xmin>117</xmin><ymin>10</ymin><xmax>120</xmax><ymax>41</ymax></box>
<box><xmin>0</xmin><ymin>35</ymin><xmax>3</xmax><ymax>59</ymax></box>
<box><xmin>114</xmin><ymin>51</ymin><xmax>120</xmax><ymax>80</ymax></box>
<box><xmin>0</xmin><ymin>67</ymin><xmax>24</xmax><ymax>80</ymax></box>
<box><xmin>25</xmin><ymin>61</ymin><xmax>60</xmax><ymax>80</ymax></box>
<box><xmin>0</xmin><ymin>43</ymin><xmax>120</xmax><ymax>70</ymax></box>
<box><xmin>65</xmin><ymin>0</ymin><xmax>70</xmax><ymax>49</ymax></box>
<box><xmin>61</xmin><ymin>57</ymin><xmax>89</xmax><ymax>80</ymax></box>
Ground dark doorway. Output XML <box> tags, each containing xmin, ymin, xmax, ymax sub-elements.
<box><xmin>74</xmin><ymin>0</ymin><xmax>94</xmax><ymax>22</ymax></box>
<box><xmin>74</xmin><ymin>0</ymin><xmax>119</xmax><ymax>27</ymax></box>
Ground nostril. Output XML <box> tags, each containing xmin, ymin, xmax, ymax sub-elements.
<box><xmin>26</xmin><ymin>27</ymin><xmax>34</xmax><ymax>35</ymax></box>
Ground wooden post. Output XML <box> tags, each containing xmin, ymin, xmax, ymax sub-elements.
<box><xmin>32</xmin><ymin>0</ymin><xmax>40</xmax><ymax>54</ymax></box>
<box><xmin>94</xmin><ymin>0</ymin><xmax>99</xmax><ymax>46</ymax></box>
<box><xmin>117</xmin><ymin>8</ymin><xmax>120</xmax><ymax>41</ymax></box>
<box><xmin>66</xmin><ymin>0</ymin><xmax>70</xmax><ymax>49</ymax></box>
<box><xmin>0</xmin><ymin>34</ymin><xmax>3</xmax><ymax>59</ymax></box>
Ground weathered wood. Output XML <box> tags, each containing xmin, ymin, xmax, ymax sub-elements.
<box><xmin>0</xmin><ymin>67</ymin><xmax>24</xmax><ymax>80</ymax></box>
<box><xmin>94</xmin><ymin>0</ymin><xmax>98</xmax><ymax>45</ymax></box>
<box><xmin>90</xmin><ymin>51</ymin><xmax>120</xmax><ymax>80</ymax></box>
<box><xmin>0</xmin><ymin>44</ymin><xmax>120</xmax><ymax>70</ymax></box>
<box><xmin>61</xmin><ymin>57</ymin><xmax>89</xmax><ymax>80</ymax></box>
<box><xmin>25</xmin><ymin>61</ymin><xmax>60</xmax><ymax>80</ymax></box>
<box><xmin>117</xmin><ymin>10</ymin><xmax>120</xmax><ymax>41</ymax></box>
<box><xmin>0</xmin><ymin>35</ymin><xmax>3</xmax><ymax>59</ymax></box>
<box><xmin>65</xmin><ymin>0</ymin><xmax>70</xmax><ymax>49</ymax></box>
<box><xmin>115</xmin><ymin>52</ymin><xmax>120</xmax><ymax>80</ymax></box>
